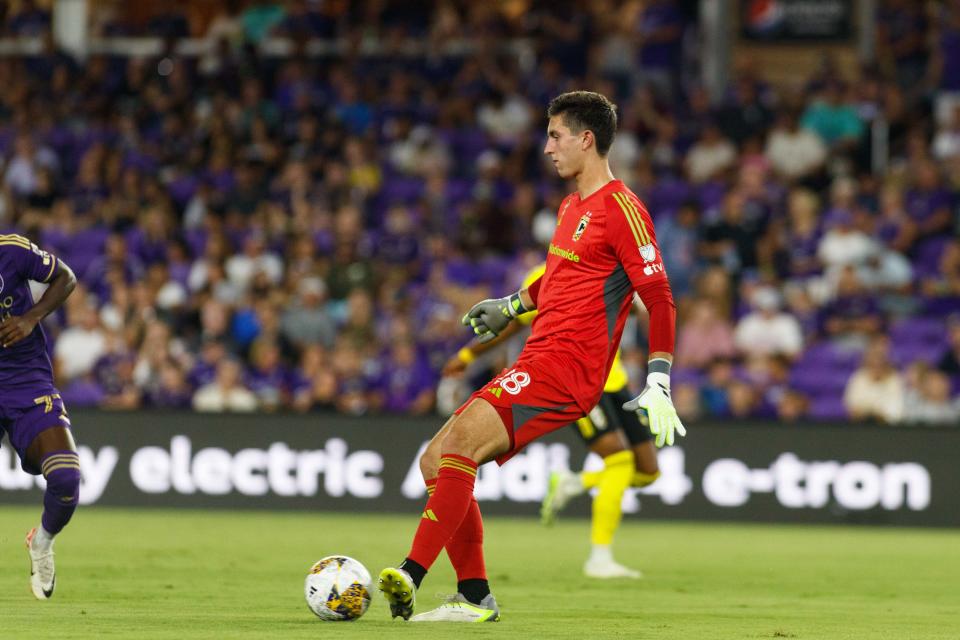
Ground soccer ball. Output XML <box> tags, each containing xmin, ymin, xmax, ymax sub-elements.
<box><xmin>304</xmin><ymin>555</ymin><xmax>372</xmax><ymax>621</ymax></box>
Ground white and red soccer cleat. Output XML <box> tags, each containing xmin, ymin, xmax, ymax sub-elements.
<box><xmin>25</xmin><ymin>527</ymin><xmax>56</xmax><ymax>600</ymax></box>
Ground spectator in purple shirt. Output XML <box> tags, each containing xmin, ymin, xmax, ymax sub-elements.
<box><xmin>930</xmin><ymin>2</ymin><xmax>960</xmax><ymax>92</ymax></box>
<box><xmin>83</xmin><ymin>233</ymin><xmax>145</xmax><ymax>303</ymax></box>
<box><xmin>92</xmin><ymin>334</ymin><xmax>140</xmax><ymax>410</ymax></box>
<box><xmin>378</xmin><ymin>339</ymin><xmax>437</xmax><ymax>416</ymax></box>
<box><xmin>635</xmin><ymin>0</ymin><xmax>686</xmax><ymax>95</ymax></box>
<box><xmin>147</xmin><ymin>359</ymin><xmax>194</xmax><ymax>409</ymax></box>
<box><xmin>651</xmin><ymin>200</ymin><xmax>702</xmax><ymax>298</ymax></box>
<box><xmin>245</xmin><ymin>337</ymin><xmax>291</xmax><ymax>412</ymax></box>
<box><xmin>782</xmin><ymin>188</ymin><xmax>824</xmax><ymax>280</ymax></box>
<box><xmin>936</xmin><ymin>315</ymin><xmax>960</xmax><ymax>376</ymax></box>
<box><xmin>188</xmin><ymin>337</ymin><xmax>228</xmax><ymax>390</ymax></box>
<box><xmin>291</xmin><ymin>344</ymin><xmax>336</xmax><ymax>412</ymax></box>
<box><xmin>876</xmin><ymin>0</ymin><xmax>930</xmax><ymax>90</ymax></box>
<box><xmin>376</xmin><ymin>205</ymin><xmax>421</xmax><ymax>272</ymax></box>
<box><xmin>821</xmin><ymin>266</ymin><xmax>885</xmax><ymax>350</ymax></box>
<box><xmin>6</xmin><ymin>0</ymin><xmax>51</xmax><ymax>36</ymax></box>
<box><xmin>331</xmin><ymin>337</ymin><xmax>377</xmax><ymax>416</ymax></box>
<box><xmin>873</xmin><ymin>184</ymin><xmax>917</xmax><ymax>254</ymax></box>
<box><xmin>921</xmin><ymin>239</ymin><xmax>960</xmax><ymax>298</ymax></box>
<box><xmin>905</xmin><ymin>160</ymin><xmax>953</xmax><ymax>240</ymax></box>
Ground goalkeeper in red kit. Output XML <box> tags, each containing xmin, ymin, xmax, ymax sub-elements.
<box><xmin>378</xmin><ymin>91</ymin><xmax>685</xmax><ymax>622</ymax></box>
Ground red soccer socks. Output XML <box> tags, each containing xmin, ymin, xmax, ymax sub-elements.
<box><xmin>407</xmin><ymin>454</ymin><xmax>478</xmax><ymax>572</ymax></box>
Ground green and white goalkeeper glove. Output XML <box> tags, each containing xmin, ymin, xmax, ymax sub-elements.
<box><xmin>623</xmin><ymin>367</ymin><xmax>686</xmax><ymax>447</ymax></box>
<box><xmin>461</xmin><ymin>292</ymin><xmax>528</xmax><ymax>343</ymax></box>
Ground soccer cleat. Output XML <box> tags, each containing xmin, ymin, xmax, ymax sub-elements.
<box><xmin>410</xmin><ymin>593</ymin><xmax>500</xmax><ymax>622</ymax></box>
<box><xmin>378</xmin><ymin>567</ymin><xmax>416</xmax><ymax>620</ymax></box>
<box><xmin>583</xmin><ymin>558</ymin><xmax>642</xmax><ymax>579</ymax></box>
<box><xmin>541</xmin><ymin>470</ymin><xmax>585</xmax><ymax>525</ymax></box>
<box><xmin>25</xmin><ymin>528</ymin><xmax>56</xmax><ymax>600</ymax></box>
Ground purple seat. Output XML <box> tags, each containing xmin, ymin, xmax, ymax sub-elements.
<box><xmin>797</xmin><ymin>341</ymin><xmax>861</xmax><ymax>369</ymax></box>
<box><xmin>789</xmin><ymin>367</ymin><xmax>852</xmax><ymax>394</ymax></box>
<box><xmin>648</xmin><ymin>176</ymin><xmax>691</xmax><ymax>219</ymax></box>
<box><xmin>452</xmin><ymin>129</ymin><xmax>490</xmax><ymax>160</ymax></box>
<box><xmin>477</xmin><ymin>256</ymin><xmax>509</xmax><ymax>288</ymax></box>
<box><xmin>808</xmin><ymin>394</ymin><xmax>847</xmax><ymax>420</ymax></box>
<box><xmin>889</xmin><ymin>317</ymin><xmax>946</xmax><ymax>345</ymax></box>
<box><xmin>671</xmin><ymin>368</ymin><xmax>705</xmax><ymax>386</ymax></box>
<box><xmin>925</xmin><ymin>297</ymin><xmax>960</xmax><ymax>316</ymax></box>
<box><xmin>381</xmin><ymin>177</ymin><xmax>424</xmax><ymax>203</ymax></box>
<box><xmin>890</xmin><ymin>342</ymin><xmax>944</xmax><ymax>367</ymax></box>
<box><xmin>914</xmin><ymin>236</ymin><xmax>953</xmax><ymax>278</ymax></box>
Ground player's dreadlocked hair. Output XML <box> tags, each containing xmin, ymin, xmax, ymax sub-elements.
<box><xmin>547</xmin><ymin>91</ymin><xmax>618</xmax><ymax>156</ymax></box>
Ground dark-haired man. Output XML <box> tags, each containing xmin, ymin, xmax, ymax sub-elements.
<box><xmin>378</xmin><ymin>91</ymin><xmax>684</xmax><ymax>622</ymax></box>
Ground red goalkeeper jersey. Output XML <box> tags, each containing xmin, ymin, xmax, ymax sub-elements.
<box><xmin>518</xmin><ymin>179</ymin><xmax>668</xmax><ymax>413</ymax></box>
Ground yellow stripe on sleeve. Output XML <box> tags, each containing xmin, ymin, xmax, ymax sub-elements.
<box><xmin>611</xmin><ymin>193</ymin><xmax>644</xmax><ymax>246</ymax></box>
<box><xmin>621</xmin><ymin>193</ymin><xmax>651</xmax><ymax>245</ymax></box>
<box><xmin>0</xmin><ymin>239</ymin><xmax>31</xmax><ymax>249</ymax></box>
<box><xmin>0</xmin><ymin>233</ymin><xmax>30</xmax><ymax>245</ymax></box>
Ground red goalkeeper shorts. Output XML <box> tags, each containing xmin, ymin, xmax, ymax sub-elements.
<box><xmin>454</xmin><ymin>361</ymin><xmax>586</xmax><ymax>465</ymax></box>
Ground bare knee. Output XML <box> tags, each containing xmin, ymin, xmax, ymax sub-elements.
<box><xmin>590</xmin><ymin>431</ymin><xmax>628</xmax><ymax>459</ymax></box>
<box><xmin>420</xmin><ymin>443</ymin><xmax>441</xmax><ymax>480</ymax></box>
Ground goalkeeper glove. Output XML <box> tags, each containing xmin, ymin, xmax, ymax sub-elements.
<box><xmin>461</xmin><ymin>292</ymin><xmax>529</xmax><ymax>343</ymax></box>
<box><xmin>623</xmin><ymin>371</ymin><xmax>687</xmax><ymax>447</ymax></box>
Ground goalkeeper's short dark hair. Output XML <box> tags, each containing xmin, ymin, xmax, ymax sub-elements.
<box><xmin>547</xmin><ymin>91</ymin><xmax>618</xmax><ymax>156</ymax></box>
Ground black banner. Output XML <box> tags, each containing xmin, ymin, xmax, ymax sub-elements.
<box><xmin>741</xmin><ymin>0</ymin><xmax>852</xmax><ymax>41</ymax></box>
<box><xmin>1</xmin><ymin>411</ymin><xmax>957</xmax><ymax>527</ymax></box>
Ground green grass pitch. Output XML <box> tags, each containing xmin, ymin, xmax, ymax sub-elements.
<box><xmin>0</xmin><ymin>506</ymin><xmax>958</xmax><ymax>639</ymax></box>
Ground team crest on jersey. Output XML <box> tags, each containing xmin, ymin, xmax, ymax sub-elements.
<box><xmin>572</xmin><ymin>212</ymin><xmax>591</xmax><ymax>241</ymax></box>
<box><xmin>639</xmin><ymin>243</ymin><xmax>656</xmax><ymax>263</ymax></box>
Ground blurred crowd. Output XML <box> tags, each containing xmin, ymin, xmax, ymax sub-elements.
<box><xmin>1</xmin><ymin>0</ymin><xmax>959</xmax><ymax>425</ymax></box>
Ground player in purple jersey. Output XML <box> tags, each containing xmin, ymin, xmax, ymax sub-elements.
<box><xmin>0</xmin><ymin>233</ymin><xmax>78</xmax><ymax>600</ymax></box>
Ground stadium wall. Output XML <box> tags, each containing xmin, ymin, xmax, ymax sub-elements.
<box><xmin>1</xmin><ymin>411</ymin><xmax>956</xmax><ymax>527</ymax></box>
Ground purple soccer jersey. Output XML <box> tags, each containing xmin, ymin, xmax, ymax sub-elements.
<box><xmin>0</xmin><ymin>234</ymin><xmax>70</xmax><ymax>474</ymax></box>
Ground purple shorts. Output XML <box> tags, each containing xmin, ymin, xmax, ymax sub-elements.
<box><xmin>0</xmin><ymin>390</ymin><xmax>71</xmax><ymax>475</ymax></box>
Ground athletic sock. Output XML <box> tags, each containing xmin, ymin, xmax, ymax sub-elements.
<box><xmin>447</xmin><ymin>498</ymin><xmax>486</xmax><ymax>580</ymax></box>
<box><xmin>399</xmin><ymin>558</ymin><xmax>428</xmax><ymax>589</ymax></box>
<box><xmin>424</xmin><ymin>476</ymin><xmax>489</xmax><ymax>586</ymax></box>
<box><xmin>40</xmin><ymin>450</ymin><xmax>80</xmax><ymax>536</ymax></box>
<box><xmin>31</xmin><ymin>525</ymin><xmax>55</xmax><ymax>553</ymax></box>
<box><xmin>457</xmin><ymin>578</ymin><xmax>490</xmax><ymax>605</ymax></box>
<box><xmin>407</xmin><ymin>454</ymin><xmax>478</xmax><ymax>573</ymax></box>
<box><xmin>588</xmin><ymin>543</ymin><xmax>614</xmax><ymax>564</ymax></box>
<box><xmin>590</xmin><ymin>450</ymin><xmax>634</xmax><ymax>546</ymax></box>
<box><xmin>632</xmin><ymin>470</ymin><xmax>661</xmax><ymax>488</ymax></box>
<box><xmin>581</xmin><ymin>470</ymin><xmax>601</xmax><ymax>490</ymax></box>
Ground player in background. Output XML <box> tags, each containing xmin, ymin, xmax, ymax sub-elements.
<box><xmin>378</xmin><ymin>91</ymin><xmax>684</xmax><ymax>622</ymax></box>
<box><xmin>443</xmin><ymin>263</ymin><xmax>661</xmax><ymax>579</ymax></box>
<box><xmin>0</xmin><ymin>234</ymin><xmax>78</xmax><ymax>600</ymax></box>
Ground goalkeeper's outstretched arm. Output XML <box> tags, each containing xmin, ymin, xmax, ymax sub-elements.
<box><xmin>460</xmin><ymin>278</ymin><xmax>539</xmax><ymax>344</ymax></box>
